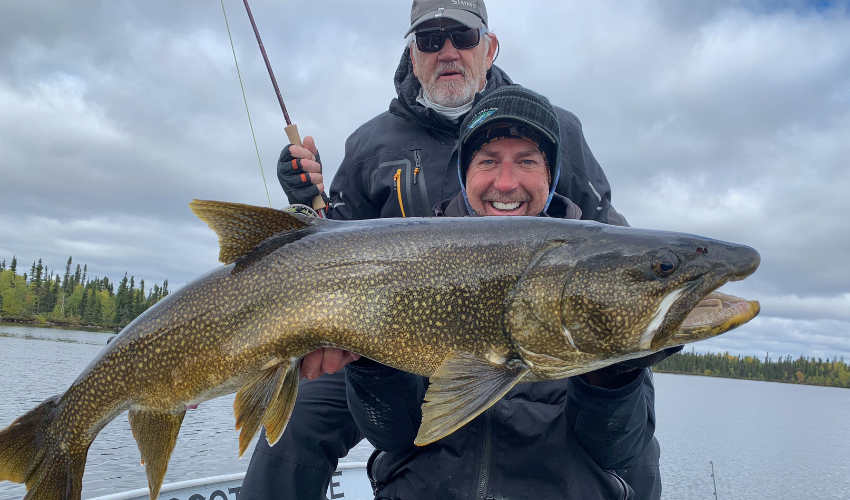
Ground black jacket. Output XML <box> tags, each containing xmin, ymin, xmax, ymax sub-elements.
<box><xmin>327</xmin><ymin>47</ymin><xmax>626</xmax><ymax>226</ymax></box>
<box><xmin>347</xmin><ymin>364</ymin><xmax>656</xmax><ymax>500</ymax></box>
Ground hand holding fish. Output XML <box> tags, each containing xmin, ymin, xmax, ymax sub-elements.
<box><xmin>300</xmin><ymin>348</ymin><xmax>361</xmax><ymax>380</ymax></box>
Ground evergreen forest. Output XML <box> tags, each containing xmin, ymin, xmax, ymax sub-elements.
<box><xmin>0</xmin><ymin>255</ymin><xmax>170</xmax><ymax>328</ymax></box>
<box><xmin>656</xmin><ymin>349</ymin><xmax>850</xmax><ymax>389</ymax></box>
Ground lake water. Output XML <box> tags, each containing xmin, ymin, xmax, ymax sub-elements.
<box><xmin>1</xmin><ymin>324</ymin><xmax>848</xmax><ymax>499</ymax></box>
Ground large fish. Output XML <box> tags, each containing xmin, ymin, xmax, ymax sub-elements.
<box><xmin>1</xmin><ymin>200</ymin><xmax>760</xmax><ymax>500</ymax></box>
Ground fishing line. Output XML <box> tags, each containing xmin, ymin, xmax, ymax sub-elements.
<box><xmin>220</xmin><ymin>0</ymin><xmax>272</xmax><ymax>208</ymax></box>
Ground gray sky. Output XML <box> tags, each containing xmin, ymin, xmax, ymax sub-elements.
<box><xmin>1</xmin><ymin>1</ymin><xmax>848</xmax><ymax>360</ymax></box>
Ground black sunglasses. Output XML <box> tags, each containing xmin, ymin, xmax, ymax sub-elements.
<box><xmin>414</xmin><ymin>26</ymin><xmax>487</xmax><ymax>53</ymax></box>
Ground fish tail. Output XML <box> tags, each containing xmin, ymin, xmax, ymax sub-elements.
<box><xmin>0</xmin><ymin>395</ymin><xmax>89</xmax><ymax>500</ymax></box>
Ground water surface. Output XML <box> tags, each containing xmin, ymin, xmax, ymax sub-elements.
<box><xmin>1</xmin><ymin>324</ymin><xmax>847</xmax><ymax>499</ymax></box>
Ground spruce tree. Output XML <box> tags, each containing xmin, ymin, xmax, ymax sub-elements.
<box><xmin>132</xmin><ymin>279</ymin><xmax>146</xmax><ymax>319</ymax></box>
<box><xmin>114</xmin><ymin>272</ymin><xmax>130</xmax><ymax>326</ymax></box>
<box><xmin>10</xmin><ymin>255</ymin><xmax>17</xmax><ymax>275</ymax></box>
<box><xmin>34</xmin><ymin>259</ymin><xmax>44</xmax><ymax>289</ymax></box>
<box><xmin>90</xmin><ymin>289</ymin><xmax>102</xmax><ymax>325</ymax></box>
<box><xmin>82</xmin><ymin>264</ymin><xmax>87</xmax><ymax>286</ymax></box>
<box><xmin>78</xmin><ymin>287</ymin><xmax>88</xmax><ymax>321</ymax></box>
<box><xmin>62</xmin><ymin>256</ymin><xmax>72</xmax><ymax>293</ymax></box>
<box><xmin>30</xmin><ymin>261</ymin><xmax>37</xmax><ymax>284</ymax></box>
<box><xmin>0</xmin><ymin>259</ymin><xmax>5</xmax><ymax>272</ymax></box>
<box><xmin>73</xmin><ymin>264</ymin><xmax>82</xmax><ymax>288</ymax></box>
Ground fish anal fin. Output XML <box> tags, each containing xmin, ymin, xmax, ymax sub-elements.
<box><xmin>415</xmin><ymin>351</ymin><xmax>529</xmax><ymax>446</ymax></box>
<box><xmin>128</xmin><ymin>408</ymin><xmax>186</xmax><ymax>500</ymax></box>
<box><xmin>234</xmin><ymin>360</ymin><xmax>297</xmax><ymax>457</ymax></box>
<box><xmin>189</xmin><ymin>200</ymin><xmax>312</xmax><ymax>264</ymax></box>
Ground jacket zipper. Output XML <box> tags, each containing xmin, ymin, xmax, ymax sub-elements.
<box><xmin>413</xmin><ymin>150</ymin><xmax>421</xmax><ymax>185</ymax></box>
<box><xmin>476</xmin><ymin>408</ymin><xmax>493</xmax><ymax>499</ymax></box>
<box><xmin>393</xmin><ymin>168</ymin><xmax>406</xmax><ymax>217</ymax></box>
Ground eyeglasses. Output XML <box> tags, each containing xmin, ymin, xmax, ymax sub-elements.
<box><xmin>414</xmin><ymin>26</ymin><xmax>487</xmax><ymax>53</ymax></box>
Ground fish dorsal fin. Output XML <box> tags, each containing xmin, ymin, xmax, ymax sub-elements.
<box><xmin>190</xmin><ymin>200</ymin><xmax>312</xmax><ymax>264</ymax></box>
<box><xmin>233</xmin><ymin>360</ymin><xmax>299</xmax><ymax>457</ymax></box>
<box><xmin>128</xmin><ymin>408</ymin><xmax>186</xmax><ymax>500</ymax></box>
<box><xmin>415</xmin><ymin>351</ymin><xmax>529</xmax><ymax>446</ymax></box>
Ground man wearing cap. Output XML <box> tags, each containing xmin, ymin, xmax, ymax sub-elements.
<box><xmin>344</xmin><ymin>86</ymin><xmax>672</xmax><ymax>499</ymax></box>
<box><xmin>240</xmin><ymin>1</ymin><xmax>650</xmax><ymax>498</ymax></box>
<box><xmin>278</xmin><ymin>0</ymin><xmax>626</xmax><ymax>225</ymax></box>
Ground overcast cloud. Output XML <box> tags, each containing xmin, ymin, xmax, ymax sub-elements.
<box><xmin>1</xmin><ymin>1</ymin><xmax>848</xmax><ymax>361</ymax></box>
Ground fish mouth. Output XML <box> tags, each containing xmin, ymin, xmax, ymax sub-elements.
<box><xmin>654</xmin><ymin>243</ymin><xmax>760</xmax><ymax>350</ymax></box>
<box><xmin>672</xmin><ymin>290</ymin><xmax>760</xmax><ymax>342</ymax></box>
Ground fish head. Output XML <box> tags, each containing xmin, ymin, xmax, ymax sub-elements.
<box><xmin>510</xmin><ymin>225</ymin><xmax>760</xmax><ymax>379</ymax></box>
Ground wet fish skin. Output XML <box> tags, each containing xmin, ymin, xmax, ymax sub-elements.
<box><xmin>0</xmin><ymin>200</ymin><xmax>760</xmax><ymax>500</ymax></box>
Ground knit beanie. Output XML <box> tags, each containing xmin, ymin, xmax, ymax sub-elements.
<box><xmin>458</xmin><ymin>86</ymin><xmax>561</xmax><ymax>193</ymax></box>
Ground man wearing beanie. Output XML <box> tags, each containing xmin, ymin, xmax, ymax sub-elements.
<box><xmin>343</xmin><ymin>87</ymin><xmax>671</xmax><ymax>500</ymax></box>
<box><xmin>241</xmin><ymin>1</ymin><xmax>651</xmax><ymax>498</ymax></box>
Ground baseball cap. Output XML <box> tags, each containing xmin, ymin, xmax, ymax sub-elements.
<box><xmin>404</xmin><ymin>0</ymin><xmax>488</xmax><ymax>37</ymax></box>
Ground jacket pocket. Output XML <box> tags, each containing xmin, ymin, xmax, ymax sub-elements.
<box><xmin>372</xmin><ymin>153</ymin><xmax>432</xmax><ymax>218</ymax></box>
<box><xmin>372</xmin><ymin>159</ymin><xmax>411</xmax><ymax>218</ymax></box>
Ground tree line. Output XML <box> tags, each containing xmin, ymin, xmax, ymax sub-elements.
<box><xmin>656</xmin><ymin>348</ymin><xmax>850</xmax><ymax>389</ymax></box>
<box><xmin>0</xmin><ymin>255</ymin><xmax>170</xmax><ymax>328</ymax></box>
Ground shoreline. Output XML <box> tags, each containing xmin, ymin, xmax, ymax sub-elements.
<box><xmin>653</xmin><ymin>369</ymin><xmax>847</xmax><ymax>389</ymax></box>
<box><xmin>0</xmin><ymin>316</ymin><xmax>120</xmax><ymax>332</ymax></box>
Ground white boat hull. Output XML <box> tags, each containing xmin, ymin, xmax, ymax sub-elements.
<box><xmin>89</xmin><ymin>462</ymin><xmax>372</xmax><ymax>500</ymax></box>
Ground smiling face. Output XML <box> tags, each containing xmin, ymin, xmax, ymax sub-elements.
<box><xmin>410</xmin><ymin>20</ymin><xmax>498</xmax><ymax>108</ymax></box>
<box><xmin>466</xmin><ymin>137</ymin><xmax>551</xmax><ymax>217</ymax></box>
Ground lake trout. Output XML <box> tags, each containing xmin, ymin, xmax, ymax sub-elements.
<box><xmin>0</xmin><ymin>200</ymin><xmax>760</xmax><ymax>500</ymax></box>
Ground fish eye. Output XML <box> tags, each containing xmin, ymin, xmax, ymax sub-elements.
<box><xmin>652</xmin><ymin>251</ymin><xmax>679</xmax><ymax>278</ymax></box>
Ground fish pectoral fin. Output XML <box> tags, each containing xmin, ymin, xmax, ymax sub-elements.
<box><xmin>233</xmin><ymin>360</ymin><xmax>298</xmax><ymax>457</ymax></box>
<box><xmin>415</xmin><ymin>352</ymin><xmax>529</xmax><ymax>446</ymax></box>
<box><xmin>189</xmin><ymin>199</ymin><xmax>314</xmax><ymax>264</ymax></box>
<box><xmin>128</xmin><ymin>408</ymin><xmax>186</xmax><ymax>500</ymax></box>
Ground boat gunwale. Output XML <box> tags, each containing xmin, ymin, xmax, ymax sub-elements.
<box><xmin>87</xmin><ymin>462</ymin><xmax>368</xmax><ymax>500</ymax></box>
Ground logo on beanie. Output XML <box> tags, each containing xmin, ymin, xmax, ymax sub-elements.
<box><xmin>468</xmin><ymin>108</ymin><xmax>497</xmax><ymax>130</ymax></box>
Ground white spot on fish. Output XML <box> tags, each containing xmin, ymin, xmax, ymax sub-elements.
<box><xmin>639</xmin><ymin>287</ymin><xmax>687</xmax><ymax>350</ymax></box>
<box><xmin>562</xmin><ymin>325</ymin><xmax>579</xmax><ymax>351</ymax></box>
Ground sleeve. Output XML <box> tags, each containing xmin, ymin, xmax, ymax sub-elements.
<box><xmin>565</xmin><ymin>368</ymin><xmax>656</xmax><ymax>470</ymax></box>
<box><xmin>327</xmin><ymin>134</ymin><xmax>381</xmax><ymax>221</ymax></box>
<box><xmin>344</xmin><ymin>358</ymin><xmax>428</xmax><ymax>453</ymax></box>
<box><xmin>554</xmin><ymin>108</ymin><xmax>627</xmax><ymax>226</ymax></box>
<box><xmin>239</xmin><ymin>371</ymin><xmax>363</xmax><ymax>500</ymax></box>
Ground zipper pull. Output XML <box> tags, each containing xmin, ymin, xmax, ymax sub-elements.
<box><xmin>413</xmin><ymin>151</ymin><xmax>422</xmax><ymax>185</ymax></box>
<box><xmin>394</xmin><ymin>169</ymin><xmax>406</xmax><ymax>217</ymax></box>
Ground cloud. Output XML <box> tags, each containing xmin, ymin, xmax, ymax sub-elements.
<box><xmin>1</xmin><ymin>0</ymin><xmax>848</xmax><ymax>359</ymax></box>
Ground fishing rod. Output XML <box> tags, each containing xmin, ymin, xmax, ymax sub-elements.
<box><xmin>710</xmin><ymin>460</ymin><xmax>718</xmax><ymax>499</ymax></box>
<box><xmin>241</xmin><ymin>0</ymin><xmax>327</xmax><ymax>217</ymax></box>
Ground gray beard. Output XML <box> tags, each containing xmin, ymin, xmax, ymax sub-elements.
<box><xmin>414</xmin><ymin>53</ymin><xmax>489</xmax><ymax>108</ymax></box>
<box><xmin>422</xmin><ymin>76</ymin><xmax>480</xmax><ymax>108</ymax></box>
